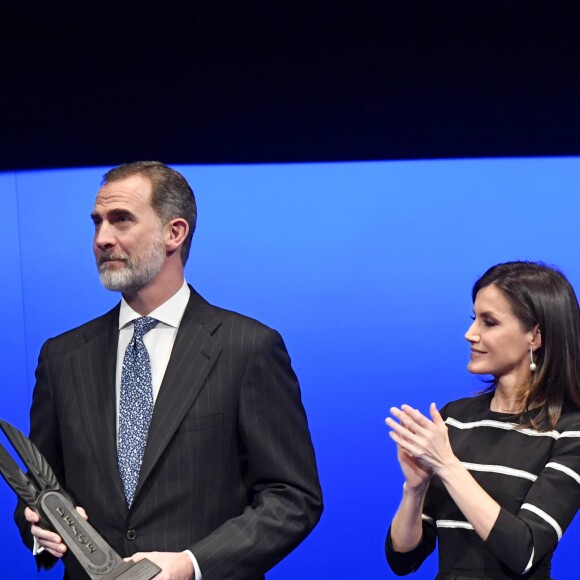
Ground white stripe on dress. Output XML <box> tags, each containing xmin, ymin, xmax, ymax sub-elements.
<box><xmin>558</xmin><ymin>431</ymin><xmax>580</xmax><ymax>439</ymax></box>
<box><xmin>521</xmin><ymin>503</ymin><xmax>563</xmax><ymax>540</ymax></box>
<box><xmin>436</xmin><ymin>520</ymin><xmax>474</xmax><ymax>530</ymax></box>
<box><xmin>545</xmin><ymin>462</ymin><xmax>580</xmax><ymax>485</ymax></box>
<box><xmin>523</xmin><ymin>547</ymin><xmax>535</xmax><ymax>574</ymax></box>
<box><xmin>445</xmin><ymin>417</ymin><xmax>559</xmax><ymax>438</ymax></box>
<box><xmin>446</xmin><ymin>417</ymin><xmax>580</xmax><ymax>440</ymax></box>
<box><xmin>462</xmin><ymin>462</ymin><xmax>538</xmax><ymax>482</ymax></box>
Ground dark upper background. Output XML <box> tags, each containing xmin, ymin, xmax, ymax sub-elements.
<box><xmin>1</xmin><ymin>1</ymin><xmax>578</xmax><ymax>170</ymax></box>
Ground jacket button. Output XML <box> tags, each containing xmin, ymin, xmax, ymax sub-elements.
<box><xmin>126</xmin><ymin>529</ymin><xmax>137</xmax><ymax>541</ymax></box>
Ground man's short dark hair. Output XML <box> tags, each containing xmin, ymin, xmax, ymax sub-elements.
<box><xmin>102</xmin><ymin>161</ymin><xmax>197</xmax><ymax>265</ymax></box>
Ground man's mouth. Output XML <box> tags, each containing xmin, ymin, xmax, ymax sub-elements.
<box><xmin>99</xmin><ymin>255</ymin><xmax>127</xmax><ymax>267</ymax></box>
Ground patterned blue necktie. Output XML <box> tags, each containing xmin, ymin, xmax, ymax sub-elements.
<box><xmin>118</xmin><ymin>316</ymin><xmax>159</xmax><ymax>507</ymax></box>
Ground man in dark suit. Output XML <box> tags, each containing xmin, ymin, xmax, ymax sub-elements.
<box><xmin>15</xmin><ymin>161</ymin><xmax>323</xmax><ymax>579</ymax></box>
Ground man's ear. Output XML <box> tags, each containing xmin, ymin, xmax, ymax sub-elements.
<box><xmin>165</xmin><ymin>218</ymin><xmax>189</xmax><ymax>253</ymax></box>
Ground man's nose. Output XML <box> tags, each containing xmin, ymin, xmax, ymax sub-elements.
<box><xmin>94</xmin><ymin>222</ymin><xmax>115</xmax><ymax>249</ymax></box>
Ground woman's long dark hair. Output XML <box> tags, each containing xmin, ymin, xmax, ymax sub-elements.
<box><xmin>473</xmin><ymin>261</ymin><xmax>580</xmax><ymax>431</ymax></box>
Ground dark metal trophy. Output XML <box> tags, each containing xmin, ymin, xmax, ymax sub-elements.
<box><xmin>0</xmin><ymin>419</ymin><xmax>161</xmax><ymax>579</ymax></box>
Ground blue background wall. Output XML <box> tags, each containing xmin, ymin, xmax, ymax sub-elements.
<box><xmin>1</xmin><ymin>157</ymin><xmax>580</xmax><ymax>578</ymax></box>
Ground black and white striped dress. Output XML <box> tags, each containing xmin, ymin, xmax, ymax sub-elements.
<box><xmin>386</xmin><ymin>393</ymin><xmax>580</xmax><ymax>579</ymax></box>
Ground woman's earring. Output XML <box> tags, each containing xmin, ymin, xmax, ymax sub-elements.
<box><xmin>529</xmin><ymin>345</ymin><xmax>537</xmax><ymax>372</ymax></box>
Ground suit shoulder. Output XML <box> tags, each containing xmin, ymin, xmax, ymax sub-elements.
<box><xmin>190</xmin><ymin>296</ymin><xmax>288</xmax><ymax>357</ymax></box>
<box><xmin>189</xmin><ymin>289</ymin><xmax>280</xmax><ymax>337</ymax></box>
<box><xmin>212</xmin><ymin>304</ymin><xmax>276</xmax><ymax>332</ymax></box>
<box><xmin>42</xmin><ymin>306</ymin><xmax>118</xmax><ymax>351</ymax></box>
<box><xmin>209</xmin><ymin>305</ymin><xmax>285</xmax><ymax>351</ymax></box>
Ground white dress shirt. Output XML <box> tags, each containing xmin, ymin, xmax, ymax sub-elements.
<box><xmin>116</xmin><ymin>281</ymin><xmax>190</xmax><ymax>431</ymax></box>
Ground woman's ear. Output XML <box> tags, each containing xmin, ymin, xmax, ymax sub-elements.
<box><xmin>531</xmin><ymin>324</ymin><xmax>542</xmax><ymax>349</ymax></box>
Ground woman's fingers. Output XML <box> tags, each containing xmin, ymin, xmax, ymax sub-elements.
<box><xmin>389</xmin><ymin>428</ymin><xmax>424</xmax><ymax>459</ymax></box>
<box><xmin>401</xmin><ymin>404</ymin><xmax>434</xmax><ymax>429</ymax></box>
<box><xmin>430</xmin><ymin>402</ymin><xmax>445</xmax><ymax>426</ymax></box>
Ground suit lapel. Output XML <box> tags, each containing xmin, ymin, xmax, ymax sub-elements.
<box><xmin>134</xmin><ymin>289</ymin><xmax>223</xmax><ymax>500</ymax></box>
<box><xmin>73</xmin><ymin>305</ymin><xmax>127</xmax><ymax>504</ymax></box>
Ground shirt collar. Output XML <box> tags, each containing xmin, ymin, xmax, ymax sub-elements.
<box><xmin>118</xmin><ymin>281</ymin><xmax>191</xmax><ymax>330</ymax></box>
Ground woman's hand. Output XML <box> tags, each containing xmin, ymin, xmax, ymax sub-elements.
<box><xmin>387</xmin><ymin>402</ymin><xmax>502</xmax><ymax>546</ymax></box>
<box><xmin>386</xmin><ymin>406</ymin><xmax>435</xmax><ymax>554</ymax></box>
<box><xmin>386</xmin><ymin>402</ymin><xmax>457</xmax><ymax>474</ymax></box>
<box><xmin>386</xmin><ymin>404</ymin><xmax>433</xmax><ymax>489</ymax></box>
<box><xmin>396</xmin><ymin>446</ymin><xmax>433</xmax><ymax>490</ymax></box>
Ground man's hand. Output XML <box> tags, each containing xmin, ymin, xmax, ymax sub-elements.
<box><xmin>129</xmin><ymin>552</ymin><xmax>194</xmax><ymax>580</ymax></box>
<box><xmin>25</xmin><ymin>505</ymin><xmax>88</xmax><ymax>558</ymax></box>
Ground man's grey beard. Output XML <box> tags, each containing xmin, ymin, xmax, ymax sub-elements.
<box><xmin>97</xmin><ymin>242</ymin><xmax>166</xmax><ymax>292</ymax></box>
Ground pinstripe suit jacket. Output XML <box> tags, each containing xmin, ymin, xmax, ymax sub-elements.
<box><xmin>15</xmin><ymin>287</ymin><xmax>323</xmax><ymax>579</ymax></box>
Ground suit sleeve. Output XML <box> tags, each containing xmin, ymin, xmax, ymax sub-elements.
<box><xmin>13</xmin><ymin>338</ymin><xmax>63</xmax><ymax>571</ymax></box>
<box><xmin>190</xmin><ymin>326</ymin><xmax>323</xmax><ymax>579</ymax></box>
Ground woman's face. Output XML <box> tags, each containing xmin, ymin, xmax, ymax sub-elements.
<box><xmin>465</xmin><ymin>284</ymin><xmax>538</xmax><ymax>386</ymax></box>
